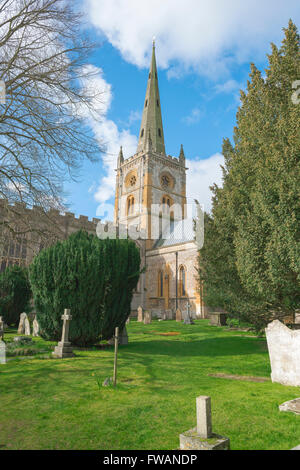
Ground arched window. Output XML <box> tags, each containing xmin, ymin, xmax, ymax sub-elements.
<box><xmin>127</xmin><ymin>196</ymin><xmax>135</xmax><ymax>215</ymax></box>
<box><xmin>179</xmin><ymin>266</ymin><xmax>186</xmax><ymax>297</ymax></box>
<box><xmin>140</xmin><ymin>129</ymin><xmax>144</xmax><ymax>138</ymax></box>
<box><xmin>158</xmin><ymin>270</ymin><xmax>164</xmax><ymax>297</ymax></box>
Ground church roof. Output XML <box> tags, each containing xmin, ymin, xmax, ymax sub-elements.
<box><xmin>136</xmin><ymin>41</ymin><xmax>166</xmax><ymax>154</ymax></box>
<box><xmin>154</xmin><ymin>218</ymin><xmax>195</xmax><ymax>249</ymax></box>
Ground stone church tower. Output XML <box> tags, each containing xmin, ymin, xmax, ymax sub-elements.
<box><xmin>114</xmin><ymin>42</ymin><xmax>206</xmax><ymax>319</ymax></box>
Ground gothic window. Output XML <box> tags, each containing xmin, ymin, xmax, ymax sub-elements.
<box><xmin>157</xmin><ymin>99</ymin><xmax>159</xmax><ymax>107</ymax></box>
<box><xmin>158</xmin><ymin>128</ymin><xmax>161</xmax><ymax>137</ymax></box>
<box><xmin>179</xmin><ymin>266</ymin><xmax>186</xmax><ymax>297</ymax></box>
<box><xmin>145</xmin><ymin>100</ymin><xmax>148</xmax><ymax>107</ymax></box>
<box><xmin>158</xmin><ymin>270</ymin><xmax>164</xmax><ymax>297</ymax></box>
<box><xmin>127</xmin><ymin>196</ymin><xmax>135</xmax><ymax>215</ymax></box>
<box><xmin>141</xmin><ymin>129</ymin><xmax>144</xmax><ymax>138</ymax></box>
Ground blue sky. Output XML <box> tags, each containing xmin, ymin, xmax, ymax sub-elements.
<box><xmin>64</xmin><ymin>0</ymin><xmax>300</xmax><ymax>220</ymax></box>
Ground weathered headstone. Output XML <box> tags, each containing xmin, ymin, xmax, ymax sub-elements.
<box><xmin>119</xmin><ymin>326</ymin><xmax>128</xmax><ymax>345</ymax></box>
<box><xmin>52</xmin><ymin>309</ymin><xmax>74</xmax><ymax>358</ymax></box>
<box><xmin>209</xmin><ymin>312</ymin><xmax>227</xmax><ymax>326</ymax></box>
<box><xmin>179</xmin><ymin>396</ymin><xmax>230</xmax><ymax>450</ymax></box>
<box><xmin>183</xmin><ymin>303</ymin><xmax>194</xmax><ymax>325</ymax></box>
<box><xmin>32</xmin><ymin>316</ymin><xmax>40</xmax><ymax>337</ymax></box>
<box><xmin>24</xmin><ymin>317</ymin><xmax>31</xmax><ymax>336</ymax></box>
<box><xmin>126</xmin><ymin>317</ymin><xmax>130</xmax><ymax>325</ymax></box>
<box><xmin>165</xmin><ymin>309</ymin><xmax>173</xmax><ymax>320</ymax></box>
<box><xmin>176</xmin><ymin>308</ymin><xmax>183</xmax><ymax>322</ymax></box>
<box><xmin>137</xmin><ymin>306</ymin><xmax>143</xmax><ymax>322</ymax></box>
<box><xmin>17</xmin><ymin>312</ymin><xmax>27</xmax><ymax>334</ymax></box>
<box><xmin>0</xmin><ymin>316</ymin><xmax>4</xmax><ymax>339</ymax></box>
<box><xmin>0</xmin><ymin>340</ymin><xmax>6</xmax><ymax>364</ymax></box>
<box><xmin>265</xmin><ymin>320</ymin><xmax>300</xmax><ymax>386</ymax></box>
<box><xmin>144</xmin><ymin>311</ymin><xmax>151</xmax><ymax>325</ymax></box>
<box><xmin>279</xmin><ymin>398</ymin><xmax>300</xmax><ymax>415</ymax></box>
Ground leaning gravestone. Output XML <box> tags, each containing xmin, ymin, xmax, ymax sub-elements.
<box><xmin>137</xmin><ymin>306</ymin><xmax>143</xmax><ymax>322</ymax></box>
<box><xmin>144</xmin><ymin>311</ymin><xmax>151</xmax><ymax>325</ymax></box>
<box><xmin>18</xmin><ymin>312</ymin><xmax>27</xmax><ymax>334</ymax></box>
<box><xmin>24</xmin><ymin>316</ymin><xmax>31</xmax><ymax>336</ymax></box>
<box><xmin>265</xmin><ymin>320</ymin><xmax>300</xmax><ymax>386</ymax></box>
<box><xmin>176</xmin><ymin>308</ymin><xmax>183</xmax><ymax>322</ymax></box>
<box><xmin>32</xmin><ymin>316</ymin><xmax>39</xmax><ymax>337</ymax></box>
<box><xmin>52</xmin><ymin>309</ymin><xmax>74</xmax><ymax>358</ymax></box>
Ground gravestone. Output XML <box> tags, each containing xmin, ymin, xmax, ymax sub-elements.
<box><xmin>18</xmin><ymin>312</ymin><xmax>27</xmax><ymax>334</ymax></box>
<box><xmin>119</xmin><ymin>326</ymin><xmax>128</xmax><ymax>345</ymax></box>
<box><xmin>24</xmin><ymin>317</ymin><xmax>31</xmax><ymax>336</ymax></box>
<box><xmin>183</xmin><ymin>303</ymin><xmax>194</xmax><ymax>325</ymax></box>
<box><xmin>176</xmin><ymin>308</ymin><xmax>183</xmax><ymax>322</ymax></box>
<box><xmin>52</xmin><ymin>309</ymin><xmax>74</xmax><ymax>358</ymax></box>
<box><xmin>265</xmin><ymin>320</ymin><xmax>300</xmax><ymax>386</ymax></box>
<box><xmin>209</xmin><ymin>312</ymin><xmax>227</xmax><ymax>326</ymax></box>
<box><xmin>0</xmin><ymin>316</ymin><xmax>4</xmax><ymax>339</ymax></box>
<box><xmin>165</xmin><ymin>309</ymin><xmax>173</xmax><ymax>320</ymax></box>
<box><xmin>137</xmin><ymin>306</ymin><xmax>143</xmax><ymax>322</ymax></box>
<box><xmin>0</xmin><ymin>340</ymin><xmax>6</xmax><ymax>364</ymax></box>
<box><xmin>144</xmin><ymin>311</ymin><xmax>151</xmax><ymax>325</ymax></box>
<box><xmin>32</xmin><ymin>316</ymin><xmax>39</xmax><ymax>337</ymax></box>
<box><xmin>179</xmin><ymin>396</ymin><xmax>230</xmax><ymax>450</ymax></box>
<box><xmin>126</xmin><ymin>317</ymin><xmax>130</xmax><ymax>325</ymax></box>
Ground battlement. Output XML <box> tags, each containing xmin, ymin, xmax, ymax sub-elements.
<box><xmin>121</xmin><ymin>150</ymin><xmax>181</xmax><ymax>168</ymax></box>
<box><xmin>0</xmin><ymin>199</ymin><xmax>100</xmax><ymax>228</ymax></box>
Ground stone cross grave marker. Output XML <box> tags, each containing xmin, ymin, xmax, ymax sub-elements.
<box><xmin>179</xmin><ymin>396</ymin><xmax>230</xmax><ymax>450</ymax></box>
<box><xmin>196</xmin><ymin>396</ymin><xmax>212</xmax><ymax>438</ymax></box>
<box><xmin>52</xmin><ymin>309</ymin><xmax>74</xmax><ymax>358</ymax></box>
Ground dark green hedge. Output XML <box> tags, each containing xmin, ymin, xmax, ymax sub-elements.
<box><xmin>0</xmin><ymin>265</ymin><xmax>32</xmax><ymax>326</ymax></box>
<box><xmin>29</xmin><ymin>231</ymin><xmax>140</xmax><ymax>346</ymax></box>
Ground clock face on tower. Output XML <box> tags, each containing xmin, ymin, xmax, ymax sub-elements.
<box><xmin>161</xmin><ymin>175</ymin><xmax>170</xmax><ymax>188</ymax></box>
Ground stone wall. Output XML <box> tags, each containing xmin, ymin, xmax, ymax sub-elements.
<box><xmin>0</xmin><ymin>199</ymin><xmax>100</xmax><ymax>270</ymax></box>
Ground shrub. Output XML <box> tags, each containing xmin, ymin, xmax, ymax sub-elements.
<box><xmin>29</xmin><ymin>231</ymin><xmax>140</xmax><ymax>346</ymax></box>
<box><xmin>0</xmin><ymin>265</ymin><xmax>32</xmax><ymax>326</ymax></box>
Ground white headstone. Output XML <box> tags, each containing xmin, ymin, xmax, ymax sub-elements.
<box><xmin>266</xmin><ymin>320</ymin><xmax>300</xmax><ymax>386</ymax></box>
<box><xmin>32</xmin><ymin>316</ymin><xmax>39</xmax><ymax>337</ymax></box>
<box><xmin>0</xmin><ymin>340</ymin><xmax>6</xmax><ymax>364</ymax></box>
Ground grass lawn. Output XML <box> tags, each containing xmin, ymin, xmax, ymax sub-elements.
<box><xmin>0</xmin><ymin>319</ymin><xmax>299</xmax><ymax>450</ymax></box>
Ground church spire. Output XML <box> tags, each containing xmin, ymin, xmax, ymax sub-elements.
<box><xmin>137</xmin><ymin>41</ymin><xmax>166</xmax><ymax>154</ymax></box>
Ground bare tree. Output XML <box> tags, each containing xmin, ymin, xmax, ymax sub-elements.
<box><xmin>0</xmin><ymin>0</ymin><xmax>104</xmax><ymax>240</ymax></box>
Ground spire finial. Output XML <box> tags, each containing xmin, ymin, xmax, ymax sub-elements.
<box><xmin>179</xmin><ymin>144</ymin><xmax>185</xmax><ymax>164</ymax></box>
<box><xmin>117</xmin><ymin>145</ymin><xmax>124</xmax><ymax>167</ymax></box>
<box><xmin>152</xmin><ymin>36</ymin><xmax>156</xmax><ymax>47</ymax></box>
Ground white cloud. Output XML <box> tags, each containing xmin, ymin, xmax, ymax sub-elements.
<box><xmin>84</xmin><ymin>0</ymin><xmax>299</xmax><ymax>79</ymax></box>
<box><xmin>186</xmin><ymin>153</ymin><xmax>224</xmax><ymax>213</ymax></box>
<box><xmin>77</xmin><ymin>64</ymin><xmax>138</xmax><ymax>212</ymax></box>
<box><xmin>182</xmin><ymin>107</ymin><xmax>205</xmax><ymax>126</ymax></box>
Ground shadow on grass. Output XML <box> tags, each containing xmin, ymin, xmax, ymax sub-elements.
<box><xmin>116</xmin><ymin>336</ymin><xmax>267</xmax><ymax>358</ymax></box>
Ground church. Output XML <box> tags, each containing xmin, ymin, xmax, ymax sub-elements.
<box><xmin>113</xmin><ymin>42</ymin><xmax>207</xmax><ymax>319</ymax></box>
